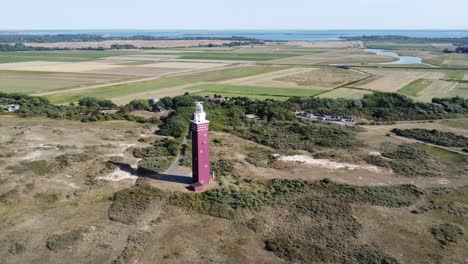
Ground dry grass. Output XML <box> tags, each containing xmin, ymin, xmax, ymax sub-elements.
<box><xmin>12</xmin><ymin>62</ymin><xmax>125</xmax><ymax>73</ymax></box>
<box><xmin>220</xmin><ymin>67</ymin><xmax>317</xmax><ymax>88</ymax></box>
<box><xmin>276</xmin><ymin>67</ymin><xmax>366</xmax><ymax>88</ymax></box>
<box><xmin>353</xmin><ymin>70</ymin><xmax>445</xmax><ymax>92</ymax></box>
<box><xmin>145</xmin><ymin>61</ymin><xmax>228</xmax><ymax>70</ymax></box>
<box><xmin>416</xmin><ymin>80</ymin><xmax>458</xmax><ymax>102</ymax></box>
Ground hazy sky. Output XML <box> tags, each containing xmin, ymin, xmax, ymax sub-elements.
<box><xmin>2</xmin><ymin>0</ymin><xmax>467</xmax><ymax>30</ymax></box>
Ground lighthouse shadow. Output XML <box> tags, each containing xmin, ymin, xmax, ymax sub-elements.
<box><xmin>137</xmin><ymin>167</ymin><xmax>192</xmax><ymax>184</ymax></box>
<box><xmin>110</xmin><ymin>162</ymin><xmax>192</xmax><ymax>184</ymax></box>
<box><xmin>144</xmin><ymin>173</ymin><xmax>192</xmax><ymax>184</ymax></box>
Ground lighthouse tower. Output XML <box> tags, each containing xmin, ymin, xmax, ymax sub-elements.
<box><xmin>190</xmin><ymin>102</ymin><xmax>211</xmax><ymax>191</ymax></box>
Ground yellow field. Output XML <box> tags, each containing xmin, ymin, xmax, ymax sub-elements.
<box><xmin>144</xmin><ymin>61</ymin><xmax>228</xmax><ymax>70</ymax></box>
<box><xmin>220</xmin><ymin>67</ymin><xmax>315</xmax><ymax>88</ymax></box>
<box><xmin>416</xmin><ymin>80</ymin><xmax>458</xmax><ymax>101</ymax></box>
<box><xmin>353</xmin><ymin>70</ymin><xmax>446</xmax><ymax>92</ymax></box>
<box><xmin>220</xmin><ymin>67</ymin><xmax>365</xmax><ymax>90</ymax></box>
<box><xmin>10</xmin><ymin>62</ymin><xmax>124</xmax><ymax>73</ymax></box>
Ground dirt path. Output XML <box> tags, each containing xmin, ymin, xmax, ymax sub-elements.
<box><xmin>165</xmin><ymin>137</ymin><xmax>191</xmax><ymax>177</ymax></box>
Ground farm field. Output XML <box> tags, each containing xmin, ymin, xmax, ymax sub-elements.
<box><xmin>46</xmin><ymin>66</ymin><xmax>289</xmax><ymax>104</ymax></box>
<box><xmin>318</xmin><ymin>87</ymin><xmax>373</xmax><ymax>99</ymax></box>
<box><xmin>394</xmin><ymin>50</ymin><xmax>468</xmax><ymax>68</ymax></box>
<box><xmin>0</xmin><ymin>42</ymin><xmax>467</xmax><ymax>104</ymax></box>
<box><xmin>219</xmin><ymin>66</ymin><xmax>367</xmax><ymax>91</ymax></box>
<box><xmin>187</xmin><ymin>84</ymin><xmax>325</xmax><ymax>99</ymax></box>
<box><xmin>351</xmin><ymin>69</ymin><xmax>446</xmax><ymax>93</ymax></box>
<box><xmin>398</xmin><ymin>79</ymin><xmax>432</xmax><ymax>97</ymax></box>
<box><xmin>0</xmin><ymin>71</ymin><xmax>131</xmax><ymax>94</ymax></box>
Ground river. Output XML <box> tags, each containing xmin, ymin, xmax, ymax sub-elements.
<box><xmin>364</xmin><ymin>48</ymin><xmax>438</xmax><ymax>67</ymax></box>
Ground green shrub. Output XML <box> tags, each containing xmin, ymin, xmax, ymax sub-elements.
<box><xmin>245</xmin><ymin>149</ymin><xmax>275</xmax><ymax>168</ymax></box>
<box><xmin>392</xmin><ymin>128</ymin><xmax>468</xmax><ymax>147</ymax></box>
<box><xmin>46</xmin><ymin>229</ymin><xmax>82</xmax><ymax>252</ymax></box>
<box><xmin>133</xmin><ymin>138</ymin><xmax>181</xmax><ymax>174</ymax></box>
<box><xmin>431</xmin><ymin>224</ymin><xmax>465</xmax><ymax>245</ymax></box>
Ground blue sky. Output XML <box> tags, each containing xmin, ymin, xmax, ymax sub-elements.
<box><xmin>2</xmin><ymin>0</ymin><xmax>467</xmax><ymax>29</ymax></box>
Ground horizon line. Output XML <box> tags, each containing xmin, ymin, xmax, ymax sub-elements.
<box><xmin>1</xmin><ymin>28</ymin><xmax>468</xmax><ymax>31</ymax></box>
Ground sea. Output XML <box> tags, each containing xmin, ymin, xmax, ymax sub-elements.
<box><xmin>1</xmin><ymin>30</ymin><xmax>468</xmax><ymax>41</ymax></box>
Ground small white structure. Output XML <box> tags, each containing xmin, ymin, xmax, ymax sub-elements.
<box><xmin>4</xmin><ymin>104</ymin><xmax>20</xmax><ymax>112</ymax></box>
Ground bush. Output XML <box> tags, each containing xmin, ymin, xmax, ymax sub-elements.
<box><xmin>245</xmin><ymin>148</ymin><xmax>275</xmax><ymax>167</ymax></box>
<box><xmin>392</xmin><ymin>128</ymin><xmax>468</xmax><ymax>147</ymax></box>
<box><xmin>431</xmin><ymin>224</ymin><xmax>465</xmax><ymax>245</ymax></box>
<box><xmin>78</xmin><ymin>97</ymin><xmax>116</xmax><ymax>109</ymax></box>
<box><xmin>133</xmin><ymin>138</ymin><xmax>181</xmax><ymax>174</ymax></box>
<box><xmin>367</xmin><ymin>143</ymin><xmax>445</xmax><ymax>178</ymax></box>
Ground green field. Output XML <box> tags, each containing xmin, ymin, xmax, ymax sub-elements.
<box><xmin>188</xmin><ymin>84</ymin><xmax>325</xmax><ymax>99</ymax></box>
<box><xmin>411</xmin><ymin>144</ymin><xmax>467</xmax><ymax>165</ymax></box>
<box><xmin>398</xmin><ymin>79</ymin><xmax>431</xmax><ymax>97</ymax></box>
<box><xmin>153</xmin><ymin>52</ymin><xmax>299</xmax><ymax>61</ymax></box>
<box><xmin>439</xmin><ymin>119</ymin><xmax>468</xmax><ymax>130</ymax></box>
<box><xmin>47</xmin><ymin>66</ymin><xmax>289</xmax><ymax>104</ymax></box>
<box><xmin>0</xmin><ymin>50</ymin><xmax>146</xmax><ymax>64</ymax></box>
<box><xmin>451</xmin><ymin>84</ymin><xmax>468</xmax><ymax>98</ymax></box>
<box><xmin>0</xmin><ymin>78</ymin><xmax>86</xmax><ymax>94</ymax></box>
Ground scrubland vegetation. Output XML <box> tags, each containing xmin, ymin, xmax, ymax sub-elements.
<box><xmin>392</xmin><ymin>128</ymin><xmax>468</xmax><ymax>147</ymax></box>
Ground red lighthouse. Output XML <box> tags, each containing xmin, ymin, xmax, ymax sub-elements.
<box><xmin>190</xmin><ymin>102</ymin><xmax>211</xmax><ymax>191</ymax></box>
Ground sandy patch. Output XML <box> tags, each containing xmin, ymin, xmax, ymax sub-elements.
<box><xmin>98</xmin><ymin>169</ymin><xmax>138</xmax><ymax>182</ymax></box>
<box><xmin>88</xmin><ymin>66</ymin><xmax>185</xmax><ymax>77</ymax></box>
<box><xmin>280</xmin><ymin>155</ymin><xmax>382</xmax><ymax>173</ymax></box>
<box><xmin>21</xmin><ymin>150</ymin><xmax>44</xmax><ymax>161</ymax></box>
<box><xmin>16</xmin><ymin>62</ymin><xmax>124</xmax><ymax>73</ymax></box>
<box><xmin>0</xmin><ymin>61</ymin><xmax>64</xmax><ymax>70</ymax></box>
